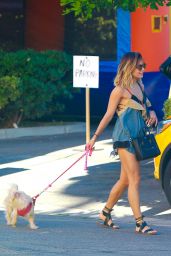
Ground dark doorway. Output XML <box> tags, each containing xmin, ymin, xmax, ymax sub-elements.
<box><xmin>0</xmin><ymin>0</ymin><xmax>25</xmax><ymax>51</ymax></box>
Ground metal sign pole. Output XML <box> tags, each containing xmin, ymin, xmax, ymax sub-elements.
<box><xmin>85</xmin><ymin>87</ymin><xmax>90</xmax><ymax>143</ymax></box>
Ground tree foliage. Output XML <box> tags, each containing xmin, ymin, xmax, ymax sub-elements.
<box><xmin>0</xmin><ymin>50</ymin><xmax>73</xmax><ymax>128</ymax></box>
<box><xmin>60</xmin><ymin>0</ymin><xmax>171</xmax><ymax>20</ymax></box>
<box><xmin>65</xmin><ymin>8</ymin><xmax>117</xmax><ymax>59</ymax></box>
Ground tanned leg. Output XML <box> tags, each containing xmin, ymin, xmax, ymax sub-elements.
<box><xmin>118</xmin><ymin>148</ymin><xmax>141</xmax><ymax>219</ymax></box>
<box><xmin>99</xmin><ymin>164</ymin><xmax>129</xmax><ymax>226</ymax></box>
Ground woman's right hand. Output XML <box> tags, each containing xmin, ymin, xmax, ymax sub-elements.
<box><xmin>86</xmin><ymin>134</ymin><xmax>97</xmax><ymax>151</ymax></box>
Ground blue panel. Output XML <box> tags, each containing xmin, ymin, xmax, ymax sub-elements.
<box><xmin>143</xmin><ymin>72</ymin><xmax>170</xmax><ymax>120</ymax></box>
<box><xmin>90</xmin><ymin>71</ymin><xmax>170</xmax><ymax>121</ymax></box>
<box><xmin>116</xmin><ymin>9</ymin><xmax>131</xmax><ymax>62</ymax></box>
<box><xmin>100</xmin><ymin>9</ymin><xmax>131</xmax><ymax>73</ymax></box>
<box><xmin>60</xmin><ymin>72</ymin><xmax>170</xmax><ymax>122</ymax></box>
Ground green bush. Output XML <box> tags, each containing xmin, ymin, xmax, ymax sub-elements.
<box><xmin>0</xmin><ymin>49</ymin><xmax>74</xmax><ymax>128</ymax></box>
<box><xmin>0</xmin><ymin>76</ymin><xmax>20</xmax><ymax>108</ymax></box>
<box><xmin>163</xmin><ymin>98</ymin><xmax>171</xmax><ymax>119</ymax></box>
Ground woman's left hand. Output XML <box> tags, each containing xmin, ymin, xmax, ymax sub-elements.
<box><xmin>146</xmin><ymin>110</ymin><xmax>158</xmax><ymax>127</ymax></box>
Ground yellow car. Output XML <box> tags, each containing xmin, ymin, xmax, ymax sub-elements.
<box><xmin>154</xmin><ymin>118</ymin><xmax>171</xmax><ymax>205</ymax></box>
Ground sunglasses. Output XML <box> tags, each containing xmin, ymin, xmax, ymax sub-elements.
<box><xmin>136</xmin><ymin>63</ymin><xmax>146</xmax><ymax>71</ymax></box>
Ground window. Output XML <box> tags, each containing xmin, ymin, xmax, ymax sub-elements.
<box><xmin>152</xmin><ymin>15</ymin><xmax>162</xmax><ymax>32</ymax></box>
<box><xmin>0</xmin><ymin>0</ymin><xmax>25</xmax><ymax>51</ymax></box>
<box><xmin>64</xmin><ymin>9</ymin><xmax>117</xmax><ymax>60</ymax></box>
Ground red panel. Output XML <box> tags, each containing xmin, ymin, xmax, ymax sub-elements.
<box><xmin>25</xmin><ymin>0</ymin><xmax>64</xmax><ymax>50</ymax></box>
<box><xmin>131</xmin><ymin>6</ymin><xmax>169</xmax><ymax>72</ymax></box>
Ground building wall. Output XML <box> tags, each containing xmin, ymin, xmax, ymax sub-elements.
<box><xmin>131</xmin><ymin>6</ymin><xmax>170</xmax><ymax>72</ymax></box>
<box><xmin>25</xmin><ymin>0</ymin><xmax>64</xmax><ymax>50</ymax></box>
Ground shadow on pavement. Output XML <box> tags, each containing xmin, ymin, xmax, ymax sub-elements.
<box><xmin>0</xmin><ymin>126</ymin><xmax>114</xmax><ymax>164</ymax></box>
<box><xmin>51</xmin><ymin>160</ymin><xmax>171</xmax><ymax>220</ymax></box>
<box><xmin>0</xmin><ymin>133</ymin><xmax>85</xmax><ymax>164</ymax></box>
<box><xmin>0</xmin><ymin>167</ymin><xmax>28</xmax><ymax>177</ymax></box>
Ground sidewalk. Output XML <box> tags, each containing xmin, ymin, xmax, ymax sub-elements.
<box><xmin>0</xmin><ymin>122</ymin><xmax>86</xmax><ymax>139</ymax></box>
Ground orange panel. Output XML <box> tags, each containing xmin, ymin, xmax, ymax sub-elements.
<box><xmin>131</xmin><ymin>6</ymin><xmax>170</xmax><ymax>72</ymax></box>
<box><xmin>25</xmin><ymin>0</ymin><xmax>64</xmax><ymax>51</ymax></box>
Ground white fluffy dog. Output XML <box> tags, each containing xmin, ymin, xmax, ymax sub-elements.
<box><xmin>4</xmin><ymin>184</ymin><xmax>38</xmax><ymax>229</ymax></box>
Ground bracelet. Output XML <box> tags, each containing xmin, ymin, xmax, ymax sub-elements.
<box><xmin>94</xmin><ymin>133</ymin><xmax>98</xmax><ymax>137</ymax></box>
<box><xmin>91</xmin><ymin>133</ymin><xmax>98</xmax><ymax>141</ymax></box>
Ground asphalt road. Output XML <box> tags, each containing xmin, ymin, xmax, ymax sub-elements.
<box><xmin>0</xmin><ymin>127</ymin><xmax>171</xmax><ymax>256</ymax></box>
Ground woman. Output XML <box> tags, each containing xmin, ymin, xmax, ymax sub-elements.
<box><xmin>86</xmin><ymin>52</ymin><xmax>158</xmax><ymax>235</ymax></box>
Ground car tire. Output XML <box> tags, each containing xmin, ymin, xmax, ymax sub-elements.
<box><xmin>163</xmin><ymin>159</ymin><xmax>171</xmax><ymax>205</ymax></box>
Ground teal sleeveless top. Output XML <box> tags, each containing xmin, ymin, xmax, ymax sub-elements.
<box><xmin>112</xmin><ymin>85</ymin><xmax>149</xmax><ymax>156</ymax></box>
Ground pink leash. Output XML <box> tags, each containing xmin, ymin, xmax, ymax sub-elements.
<box><xmin>84</xmin><ymin>147</ymin><xmax>93</xmax><ymax>171</ymax></box>
<box><xmin>33</xmin><ymin>148</ymin><xmax>92</xmax><ymax>202</ymax></box>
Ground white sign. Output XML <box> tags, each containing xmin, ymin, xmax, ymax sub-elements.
<box><xmin>73</xmin><ymin>55</ymin><xmax>99</xmax><ymax>88</ymax></box>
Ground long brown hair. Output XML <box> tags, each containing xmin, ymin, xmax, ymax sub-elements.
<box><xmin>114</xmin><ymin>52</ymin><xmax>143</xmax><ymax>88</ymax></box>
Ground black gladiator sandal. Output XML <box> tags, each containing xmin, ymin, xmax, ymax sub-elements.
<box><xmin>99</xmin><ymin>206</ymin><xmax>119</xmax><ymax>229</ymax></box>
<box><xmin>135</xmin><ymin>215</ymin><xmax>157</xmax><ymax>235</ymax></box>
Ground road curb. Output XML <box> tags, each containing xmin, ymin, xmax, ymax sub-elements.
<box><xmin>0</xmin><ymin>122</ymin><xmax>86</xmax><ymax>139</ymax></box>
